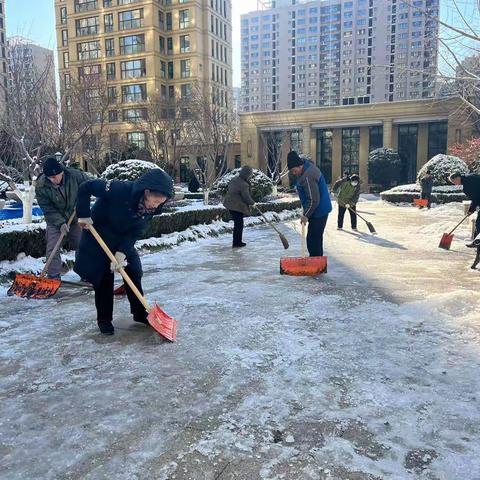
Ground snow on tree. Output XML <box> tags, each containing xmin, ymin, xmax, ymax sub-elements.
<box><xmin>214</xmin><ymin>168</ymin><xmax>273</xmax><ymax>202</ymax></box>
<box><xmin>417</xmin><ymin>154</ymin><xmax>469</xmax><ymax>186</ymax></box>
<box><xmin>101</xmin><ymin>160</ymin><xmax>161</xmax><ymax>182</ymax></box>
<box><xmin>368</xmin><ymin>148</ymin><xmax>401</xmax><ymax>188</ymax></box>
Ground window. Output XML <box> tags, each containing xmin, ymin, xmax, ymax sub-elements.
<box><xmin>60</xmin><ymin>7</ymin><xmax>68</xmax><ymax>25</ymax></box>
<box><xmin>166</xmin><ymin>12</ymin><xmax>172</xmax><ymax>31</ymax></box>
<box><xmin>62</xmin><ymin>30</ymin><xmax>68</xmax><ymax>47</ymax></box>
<box><xmin>122</xmin><ymin>83</ymin><xmax>147</xmax><ymax>103</ymax></box>
<box><xmin>78</xmin><ymin>64</ymin><xmax>101</xmax><ymax>81</ymax></box>
<box><xmin>342</xmin><ymin>128</ymin><xmax>360</xmax><ymax>174</ymax></box>
<box><xmin>118</xmin><ymin>9</ymin><xmax>144</xmax><ymax>30</ymax></box>
<box><xmin>107</xmin><ymin>86</ymin><xmax>117</xmax><ymax>103</ymax></box>
<box><xmin>119</xmin><ymin>34</ymin><xmax>145</xmax><ymax>54</ymax></box>
<box><xmin>167</xmin><ymin>37</ymin><xmax>173</xmax><ymax>54</ymax></box>
<box><xmin>123</xmin><ymin>108</ymin><xmax>147</xmax><ymax>122</ymax></box>
<box><xmin>64</xmin><ymin>73</ymin><xmax>71</xmax><ymax>89</ymax></box>
<box><xmin>159</xmin><ymin>36</ymin><xmax>165</xmax><ymax>54</ymax></box>
<box><xmin>428</xmin><ymin>121</ymin><xmax>447</xmax><ymax>159</ymax></box>
<box><xmin>76</xmin><ymin>17</ymin><xmax>99</xmax><ymax>36</ymax></box>
<box><xmin>105</xmin><ymin>38</ymin><xmax>115</xmax><ymax>57</ymax></box>
<box><xmin>127</xmin><ymin>132</ymin><xmax>146</xmax><ymax>149</ymax></box>
<box><xmin>180</xmin><ymin>59</ymin><xmax>191</xmax><ymax>78</ymax></box>
<box><xmin>181</xmin><ymin>83</ymin><xmax>191</xmax><ymax>98</ymax></box>
<box><xmin>74</xmin><ymin>0</ymin><xmax>97</xmax><ymax>13</ymax></box>
<box><xmin>234</xmin><ymin>155</ymin><xmax>241</xmax><ymax>169</ymax></box>
<box><xmin>63</xmin><ymin>51</ymin><xmax>69</xmax><ymax>69</ymax></box>
<box><xmin>120</xmin><ymin>59</ymin><xmax>146</xmax><ymax>78</ymax></box>
<box><xmin>180</xmin><ymin>35</ymin><xmax>190</xmax><ymax>53</ymax></box>
<box><xmin>159</xmin><ymin>11</ymin><xmax>165</xmax><ymax>30</ymax></box>
<box><xmin>106</xmin><ymin>62</ymin><xmax>116</xmax><ymax>80</ymax></box>
<box><xmin>168</xmin><ymin>61</ymin><xmax>174</xmax><ymax>79</ymax></box>
<box><xmin>104</xmin><ymin>14</ymin><xmax>114</xmax><ymax>33</ymax></box>
<box><xmin>316</xmin><ymin>130</ymin><xmax>333</xmax><ymax>184</ymax></box>
<box><xmin>160</xmin><ymin>61</ymin><xmax>166</xmax><ymax>78</ymax></box>
<box><xmin>179</xmin><ymin>9</ymin><xmax>190</xmax><ymax>29</ymax></box>
<box><xmin>109</xmin><ymin>110</ymin><xmax>119</xmax><ymax>123</ymax></box>
<box><xmin>77</xmin><ymin>40</ymin><xmax>100</xmax><ymax>60</ymax></box>
<box><xmin>369</xmin><ymin>126</ymin><xmax>383</xmax><ymax>152</ymax></box>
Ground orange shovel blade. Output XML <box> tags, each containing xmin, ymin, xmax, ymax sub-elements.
<box><xmin>148</xmin><ymin>303</ymin><xmax>177</xmax><ymax>342</ymax></box>
<box><xmin>8</xmin><ymin>274</ymin><xmax>61</xmax><ymax>299</ymax></box>
<box><xmin>414</xmin><ymin>199</ymin><xmax>428</xmax><ymax>207</ymax></box>
<box><xmin>439</xmin><ymin>233</ymin><xmax>453</xmax><ymax>250</ymax></box>
<box><xmin>280</xmin><ymin>256</ymin><xmax>327</xmax><ymax>276</ymax></box>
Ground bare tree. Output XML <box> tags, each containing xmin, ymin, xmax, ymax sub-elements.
<box><xmin>262</xmin><ymin>130</ymin><xmax>289</xmax><ymax>196</ymax></box>
<box><xmin>184</xmin><ymin>82</ymin><xmax>237</xmax><ymax>204</ymax></box>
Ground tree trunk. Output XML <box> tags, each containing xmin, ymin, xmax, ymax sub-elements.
<box><xmin>272</xmin><ymin>184</ymin><xmax>278</xmax><ymax>197</ymax></box>
<box><xmin>21</xmin><ymin>182</ymin><xmax>34</xmax><ymax>224</ymax></box>
<box><xmin>203</xmin><ymin>189</ymin><xmax>210</xmax><ymax>206</ymax></box>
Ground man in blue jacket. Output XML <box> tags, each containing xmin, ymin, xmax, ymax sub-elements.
<box><xmin>287</xmin><ymin>151</ymin><xmax>332</xmax><ymax>256</ymax></box>
<box><xmin>75</xmin><ymin>169</ymin><xmax>174</xmax><ymax>335</ymax></box>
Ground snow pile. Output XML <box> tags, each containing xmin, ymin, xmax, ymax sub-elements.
<box><xmin>384</xmin><ymin>184</ymin><xmax>463</xmax><ymax>194</ymax></box>
<box><xmin>215</xmin><ymin>168</ymin><xmax>273</xmax><ymax>202</ymax></box>
<box><xmin>101</xmin><ymin>159</ymin><xmax>162</xmax><ymax>181</ymax></box>
<box><xmin>417</xmin><ymin>154</ymin><xmax>469</xmax><ymax>186</ymax></box>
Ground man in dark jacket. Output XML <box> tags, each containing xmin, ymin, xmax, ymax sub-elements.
<box><xmin>420</xmin><ymin>170</ymin><xmax>434</xmax><ymax>209</ymax></box>
<box><xmin>332</xmin><ymin>174</ymin><xmax>361</xmax><ymax>230</ymax></box>
<box><xmin>287</xmin><ymin>151</ymin><xmax>332</xmax><ymax>256</ymax></box>
<box><xmin>223</xmin><ymin>166</ymin><xmax>256</xmax><ymax>248</ymax></box>
<box><xmin>450</xmin><ymin>173</ymin><xmax>480</xmax><ymax>248</ymax></box>
<box><xmin>74</xmin><ymin>169</ymin><xmax>174</xmax><ymax>335</ymax></box>
<box><xmin>35</xmin><ymin>156</ymin><xmax>90</xmax><ymax>279</ymax></box>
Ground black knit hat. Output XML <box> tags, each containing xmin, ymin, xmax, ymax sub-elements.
<box><xmin>43</xmin><ymin>157</ymin><xmax>63</xmax><ymax>177</ymax></box>
<box><xmin>287</xmin><ymin>151</ymin><xmax>303</xmax><ymax>170</ymax></box>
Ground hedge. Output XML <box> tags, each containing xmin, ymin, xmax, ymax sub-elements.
<box><xmin>380</xmin><ymin>191</ymin><xmax>467</xmax><ymax>204</ymax></box>
<box><xmin>0</xmin><ymin>200</ymin><xmax>300</xmax><ymax>261</ymax></box>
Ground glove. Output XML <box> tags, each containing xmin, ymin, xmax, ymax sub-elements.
<box><xmin>110</xmin><ymin>252</ymin><xmax>127</xmax><ymax>272</ymax></box>
<box><xmin>60</xmin><ymin>223</ymin><xmax>70</xmax><ymax>235</ymax></box>
<box><xmin>345</xmin><ymin>204</ymin><xmax>350</xmax><ymax>209</ymax></box>
<box><xmin>78</xmin><ymin>217</ymin><xmax>93</xmax><ymax>229</ymax></box>
<box><xmin>300</xmin><ymin>215</ymin><xmax>308</xmax><ymax>225</ymax></box>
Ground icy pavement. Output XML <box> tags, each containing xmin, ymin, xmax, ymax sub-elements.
<box><xmin>1</xmin><ymin>199</ymin><xmax>480</xmax><ymax>480</ymax></box>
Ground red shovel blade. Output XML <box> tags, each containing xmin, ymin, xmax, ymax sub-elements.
<box><xmin>280</xmin><ymin>256</ymin><xmax>327</xmax><ymax>276</ymax></box>
<box><xmin>148</xmin><ymin>303</ymin><xmax>177</xmax><ymax>342</ymax></box>
<box><xmin>8</xmin><ymin>274</ymin><xmax>61</xmax><ymax>299</ymax></box>
<box><xmin>414</xmin><ymin>199</ymin><xmax>428</xmax><ymax>207</ymax></box>
<box><xmin>439</xmin><ymin>233</ymin><xmax>453</xmax><ymax>250</ymax></box>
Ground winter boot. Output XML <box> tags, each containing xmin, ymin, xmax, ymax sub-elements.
<box><xmin>232</xmin><ymin>242</ymin><xmax>247</xmax><ymax>248</ymax></box>
<box><xmin>97</xmin><ymin>319</ymin><xmax>114</xmax><ymax>335</ymax></box>
<box><xmin>133</xmin><ymin>314</ymin><xmax>149</xmax><ymax>326</ymax></box>
<box><xmin>466</xmin><ymin>234</ymin><xmax>480</xmax><ymax>248</ymax></box>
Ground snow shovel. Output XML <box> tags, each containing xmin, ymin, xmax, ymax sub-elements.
<box><xmin>439</xmin><ymin>214</ymin><xmax>470</xmax><ymax>250</ymax></box>
<box><xmin>280</xmin><ymin>222</ymin><xmax>327</xmax><ymax>276</ymax></box>
<box><xmin>414</xmin><ymin>199</ymin><xmax>428</xmax><ymax>208</ymax></box>
<box><xmin>87</xmin><ymin>224</ymin><xmax>177</xmax><ymax>342</ymax></box>
<box><xmin>253</xmin><ymin>205</ymin><xmax>289</xmax><ymax>249</ymax></box>
<box><xmin>8</xmin><ymin>211</ymin><xmax>76</xmax><ymax>299</ymax></box>
<box><xmin>347</xmin><ymin>206</ymin><xmax>376</xmax><ymax>234</ymax></box>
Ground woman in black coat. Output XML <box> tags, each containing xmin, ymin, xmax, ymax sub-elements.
<box><xmin>75</xmin><ymin>169</ymin><xmax>174</xmax><ymax>335</ymax></box>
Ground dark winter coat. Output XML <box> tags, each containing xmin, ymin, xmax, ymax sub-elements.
<box><xmin>461</xmin><ymin>174</ymin><xmax>480</xmax><ymax>212</ymax></box>
<box><xmin>332</xmin><ymin>177</ymin><xmax>361</xmax><ymax>207</ymax></box>
<box><xmin>223</xmin><ymin>168</ymin><xmax>255</xmax><ymax>216</ymax></box>
<box><xmin>74</xmin><ymin>169</ymin><xmax>174</xmax><ymax>287</ymax></box>
<box><xmin>295</xmin><ymin>161</ymin><xmax>332</xmax><ymax>218</ymax></box>
<box><xmin>35</xmin><ymin>167</ymin><xmax>91</xmax><ymax>227</ymax></box>
<box><xmin>420</xmin><ymin>175</ymin><xmax>433</xmax><ymax>195</ymax></box>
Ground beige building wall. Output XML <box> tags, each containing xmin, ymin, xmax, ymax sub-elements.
<box><xmin>240</xmin><ymin>98</ymin><xmax>475</xmax><ymax>188</ymax></box>
<box><xmin>55</xmin><ymin>0</ymin><xmax>233</xmax><ymax>169</ymax></box>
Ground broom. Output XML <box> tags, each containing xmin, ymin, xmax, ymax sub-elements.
<box><xmin>253</xmin><ymin>205</ymin><xmax>289</xmax><ymax>249</ymax></box>
<box><xmin>87</xmin><ymin>224</ymin><xmax>177</xmax><ymax>342</ymax></box>
<box><xmin>439</xmin><ymin>214</ymin><xmax>470</xmax><ymax>250</ymax></box>
<box><xmin>347</xmin><ymin>206</ymin><xmax>376</xmax><ymax>234</ymax></box>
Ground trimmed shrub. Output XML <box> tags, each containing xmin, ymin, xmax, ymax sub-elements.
<box><xmin>381</xmin><ymin>183</ymin><xmax>466</xmax><ymax>204</ymax></box>
<box><xmin>214</xmin><ymin>168</ymin><xmax>273</xmax><ymax>202</ymax></box>
<box><xmin>101</xmin><ymin>159</ymin><xmax>161</xmax><ymax>181</ymax></box>
<box><xmin>0</xmin><ymin>200</ymin><xmax>300</xmax><ymax>261</ymax></box>
<box><xmin>368</xmin><ymin>148</ymin><xmax>401</xmax><ymax>189</ymax></box>
<box><xmin>416</xmin><ymin>154</ymin><xmax>469</xmax><ymax>186</ymax></box>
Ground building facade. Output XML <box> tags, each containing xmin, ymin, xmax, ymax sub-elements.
<box><xmin>240</xmin><ymin>98</ymin><xmax>474</xmax><ymax>186</ymax></box>
<box><xmin>55</xmin><ymin>0</ymin><xmax>232</xmax><ymax>160</ymax></box>
<box><xmin>0</xmin><ymin>0</ymin><xmax>7</xmax><ymax>112</ymax></box>
<box><xmin>241</xmin><ymin>0</ymin><xmax>438</xmax><ymax>112</ymax></box>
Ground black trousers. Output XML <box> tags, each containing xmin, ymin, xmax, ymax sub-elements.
<box><xmin>230</xmin><ymin>210</ymin><xmax>244</xmax><ymax>246</ymax></box>
<box><xmin>475</xmin><ymin>212</ymin><xmax>480</xmax><ymax>238</ymax></box>
<box><xmin>421</xmin><ymin>192</ymin><xmax>432</xmax><ymax>208</ymax></box>
<box><xmin>94</xmin><ymin>266</ymin><xmax>147</xmax><ymax>322</ymax></box>
<box><xmin>338</xmin><ymin>205</ymin><xmax>357</xmax><ymax>229</ymax></box>
<box><xmin>307</xmin><ymin>215</ymin><xmax>328</xmax><ymax>257</ymax></box>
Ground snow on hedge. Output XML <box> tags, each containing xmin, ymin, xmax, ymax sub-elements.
<box><xmin>215</xmin><ymin>168</ymin><xmax>273</xmax><ymax>202</ymax></box>
<box><xmin>417</xmin><ymin>154</ymin><xmax>469</xmax><ymax>186</ymax></box>
<box><xmin>101</xmin><ymin>159</ymin><xmax>162</xmax><ymax>181</ymax></box>
<box><xmin>385</xmin><ymin>184</ymin><xmax>464</xmax><ymax>194</ymax></box>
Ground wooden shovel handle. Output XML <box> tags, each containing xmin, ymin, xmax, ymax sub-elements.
<box><xmin>449</xmin><ymin>214</ymin><xmax>470</xmax><ymax>235</ymax></box>
<box><xmin>41</xmin><ymin>210</ymin><xmax>76</xmax><ymax>277</ymax></box>
<box><xmin>301</xmin><ymin>221</ymin><xmax>306</xmax><ymax>258</ymax></box>
<box><xmin>87</xmin><ymin>224</ymin><xmax>151</xmax><ymax>313</ymax></box>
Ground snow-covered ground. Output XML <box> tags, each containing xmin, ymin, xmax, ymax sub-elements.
<box><xmin>1</xmin><ymin>198</ymin><xmax>480</xmax><ymax>479</ymax></box>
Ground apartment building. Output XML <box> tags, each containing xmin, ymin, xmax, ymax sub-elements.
<box><xmin>0</xmin><ymin>0</ymin><xmax>7</xmax><ymax>111</ymax></box>
<box><xmin>241</xmin><ymin>0</ymin><xmax>439</xmax><ymax>112</ymax></box>
<box><xmin>55</xmin><ymin>0</ymin><xmax>232</xmax><ymax>156</ymax></box>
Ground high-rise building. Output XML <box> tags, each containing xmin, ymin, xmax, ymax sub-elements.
<box><xmin>0</xmin><ymin>0</ymin><xmax>7</xmax><ymax>111</ymax></box>
<box><xmin>55</xmin><ymin>0</ymin><xmax>232</xmax><ymax>155</ymax></box>
<box><xmin>241</xmin><ymin>0</ymin><xmax>439</xmax><ymax>112</ymax></box>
